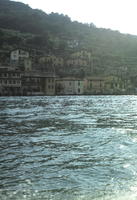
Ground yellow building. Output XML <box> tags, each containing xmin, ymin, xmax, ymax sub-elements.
<box><xmin>104</xmin><ymin>76</ymin><xmax>126</xmax><ymax>94</ymax></box>
<box><xmin>66</xmin><ymin>58</ymin><xmax>87</xmax><ymax>67</ymax></box>
<box><xmin>39</xmin><ymin>55</ymin><xmax>64</xmax><ymax>67</ymax></box>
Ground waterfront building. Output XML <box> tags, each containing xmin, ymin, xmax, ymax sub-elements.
<box><xmin>22</xmin><ymin>71</ymin><xmax>42</xmax><ymax>96</ymax></box>
<box><xmin>44</xmin><ymin>76</ymin><xmax>56</xmax><ymax>95</ymax></box>
<box><xmin>104</xmin><ymin>76</ymin><xmax>127</xmax><ymax>94</ymax></box>
<box><xmin>0</xmin><ymin>66</ymin><xmax>22</xmax><ymax>96</ymax></box>
<box><xmin>22</xmin><ymin>71</ymin><xmax>56</xmax><ymax>96</ymax></box>
<box><xmin>0</xmin><ymin>48</ymin><xmax>133</xmax><ymax>96</ymax></box>
<box><xmin>56</xmin><ymin>77</ymin><xmax>84</xmax><ymax>95</ymax></box>
<box><xmin>84</xmin><ymin>77</ymin><xmax>105</xmax><ymax>94</ymax></box>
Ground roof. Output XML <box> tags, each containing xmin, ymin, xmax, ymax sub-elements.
<box><xmin>23</xmin><ymin>70</ymin><xmax>57</xmax><ymax>78</ymax></box>
<box><xmin>10</xmin><ymin>48</ymin><xmax>30</xmax><ymax>53</ymax></box>
<box><xmin>56</xmin><ymin>77</ymin><xmax>84</xmax><ymax>81</ymax></box>
<box><xmin>86</xmin><ymin>77</ymin><xmax>106</xmax><ymax>81</ymax></box>
<box><xmin>0</xmin><ymin>66</ymin><xmax>21</xmax><ymax>72</ymax></box>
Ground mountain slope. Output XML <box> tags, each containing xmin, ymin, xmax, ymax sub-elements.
<box><xmin>1</xmin><ymin>0</ymin><xmax>137</xmax><ymax>77</ymax></box>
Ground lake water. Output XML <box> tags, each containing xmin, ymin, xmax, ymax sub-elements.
<box><xmin>1</xmin><ymin>96</ymin><xmax>137</xmax><ymax>200</ymax></box>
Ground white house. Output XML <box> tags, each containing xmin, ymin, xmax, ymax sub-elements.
<box><xmin>10</xmin><ymin>49</ymin><xmax>29</xmax><ymax>61</ymax></box>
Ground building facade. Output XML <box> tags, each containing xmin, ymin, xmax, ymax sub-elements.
<box><xmin>10</xmin><ymin>49</ymin><xmax>29</xmax><ymax>62</ymax></box>
<box><xmin>84</xmin><ymin>77</ymin><xmax>105</xmax><ymax>94</ymax></box>
<box><xmin>10</xmin><ymin>49</ymin><xmax>31</xmax><ymax>71</ymax></box>
<box><xmin>56</xmin><ymin>78</ymin><xmax>84</xmax><ymax>95</ymax></box>
<box><xmin>0</xmin><ymin>66</ymin><xmax>22</xmax><ymax>96</ymax></box>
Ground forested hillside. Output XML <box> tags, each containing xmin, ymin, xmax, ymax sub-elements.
<box><xmin>1</xmin><ymin>0</ymin><xmax>137</xmax><ymax>78</ymax></box>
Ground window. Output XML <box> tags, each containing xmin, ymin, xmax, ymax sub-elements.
<box><xmin>13</xmin><ymin>55</ymin><xmax>17</xmax><ymax>59</ymax></box>
<box><xmin>111</xmin><ymin>83</ymin><xmax>114</xmax><ymax>89</ymax></box>
<box><xmin>90</xmin><ymin>82</ymin><xmax>92</xmax><ymax>89</ymax></box>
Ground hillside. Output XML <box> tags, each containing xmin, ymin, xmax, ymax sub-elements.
<box><xmin>1</xmin><ymin>0</ymin><xmax>137</xmax><ymax>78</ymax></box>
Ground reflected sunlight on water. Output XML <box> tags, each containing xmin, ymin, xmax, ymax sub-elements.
<box><xmin>1</xmin><ymin>95</ymin><xmax>137</xmax><ymax>199</ymax></box>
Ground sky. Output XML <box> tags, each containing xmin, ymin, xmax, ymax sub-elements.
<box><xmin>12</xmin><ymin>0</ymin><xmax>137</xmax><ymax>35</ymax></box>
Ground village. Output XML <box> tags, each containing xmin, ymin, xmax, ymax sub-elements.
<box><xmin>0</xmin><ymin>48</ymin><xmax>133</xmax><ymax>96</ymax></box>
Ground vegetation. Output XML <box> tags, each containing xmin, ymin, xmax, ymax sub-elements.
<box><xmin>1</xmin><ymin>0</ymin><xmax>137</xmax><ymax>81</ymax></box>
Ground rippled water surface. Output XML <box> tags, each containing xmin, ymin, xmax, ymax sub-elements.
<box><xmin>1</xmin><ymin>96</ymin><xmax>137</xmax><ymax>200</ymax></box>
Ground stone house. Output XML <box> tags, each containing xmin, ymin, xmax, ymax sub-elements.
<box><xmin>22</xmin><ymin>71</ymin><xmax>42</xmax><ymax>95</ymax></box>
<box><xmin>22</xmin><ymin>71</ymin><xmax>56</xmax><ymax>96</ymax></box>
<box><xmin>44</xmin><ymin>76</ymin><xmax>56</xmax><ymax>95</ymax></box>
<box><xmin>10</xmin><ymin>49</ymin><xmax>31</xmax><ymax>71</ymax></box>
<box><xmin>84</xmin><ymin>77</ymin><xmax>105</xmax><ymax>94</ymax></box>
<box><xmin>0</xmin><ymin>66</ymin><xmax>22</xmax><ymax>96</ymax></box>
<box><xmin>56</xmin><ymin>77</ymin><xmax>84</xmax><ymax>95</ymax></box>
<box><xmin>10</xmin><ymin>49</ymin><xmax>29</xmax><ymax>62</ymax></box>
<box><xmin>104</xmin><ymin>76</ymin><xmax>126</xmax><ymax>94</ymax></box>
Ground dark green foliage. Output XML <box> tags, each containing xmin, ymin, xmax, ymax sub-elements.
<box><xmin>1</xmin><ymin>0</ymin><xmax>137</xmax><ymax>78</ymax></box>
<box><xmin>0</xmin><ymin>0</ymin><xmax>72</xmax><ymax>35</ymax></box>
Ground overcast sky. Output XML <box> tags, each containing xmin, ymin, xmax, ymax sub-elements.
<box><xmin>12</xmin><ymin>0</ymin><xmax>137</xmax><ymax>35</ymax></box>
